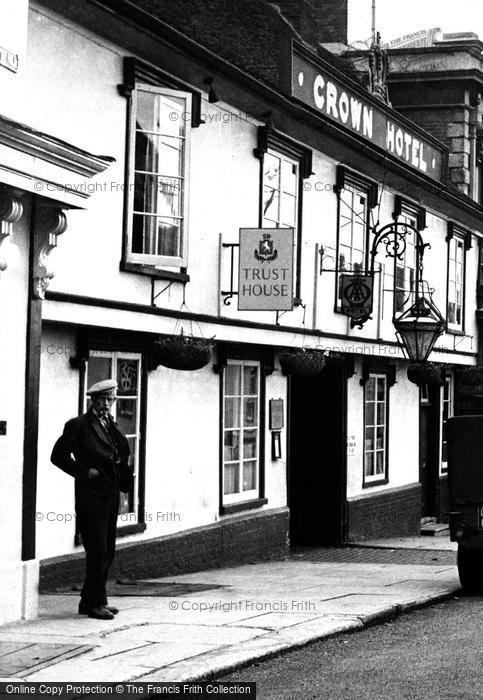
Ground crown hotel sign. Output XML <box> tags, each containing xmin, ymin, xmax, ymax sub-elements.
<box><xmin>238</xmin><ymin>228</ymin><xmax>294</xmax><ymax>311</ymax></box>
<box><xmin>292</xmin><ymin>50</ymin><xmax>445</xmax><ymax>182</ymax></box>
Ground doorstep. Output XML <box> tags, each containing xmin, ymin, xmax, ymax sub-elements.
<box><xmin>420</xmin><ymin>522</ymin><xmax>450</xmax><ymax>537</ymax></box>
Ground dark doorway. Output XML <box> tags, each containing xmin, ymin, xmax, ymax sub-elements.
<box><xmin>419</xmin><ymin>384</ymin><xmax>440</xmax><ymax>518</ymax></box>
<box><xmin>288</xmin><ymin>361</ymin><xmax>346</xmax><ymax>546</ymax></box>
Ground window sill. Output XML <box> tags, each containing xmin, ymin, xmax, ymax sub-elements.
<box><xmin>362</xmin><ymin>478</ymin><xmax>389</xmax><ymax>489</ymax></box>
<box><xmin>220</xmin><ymin>497</ymin><xmax>268</xmax><ymax>515</ymax></box>
<box><xmin>121</xmin><ymin>260</ymin><xmax>190</xmax><ymax>283</ymax></box>
<box><xmin>116</xmin><ymin>522</ymin><xmax>147</xmax><ymax>537</ymax></box>
<box><xmin>446</xmin><ymin>328</ymin><xmax>465</xmax><ymax>336</ymax></box>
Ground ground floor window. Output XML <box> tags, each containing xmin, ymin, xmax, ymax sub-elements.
<box><xmin>222</xmin><ymin>359</ymin><xmax>261</xmax><ymax>505</ymax></box>
<box><xmin>85</xmin><ymin>351</ymin><xmax>142</xmax><ymax>520</ymax></box>
<box><xmin>440</xmin><ymin>374</ymin><xmax>453</xmax><ymax>475</ymax></box>
<box><xmin>364</xmin><ymin>373</ymin><xmax>388</xmax><ymax>485</ymax></box>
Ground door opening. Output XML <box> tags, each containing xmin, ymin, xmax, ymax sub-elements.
<box><xmin>288</xmin><ymin>363</ymin><xmax>346</xmax><ymax>546</ymax></box>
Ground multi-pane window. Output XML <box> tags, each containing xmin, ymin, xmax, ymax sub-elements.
<box><xmin>394</xmin><ymin>211</ymin><xmax>417</xmax><ymax>311</ymax></box>
<box><xmin>364</xmin><ymin>374</ymin><xmax>387</xmax><ymax>483</ymax></box>
<box><xmin>262</xmin><ymin>150</ymin><xmax>298</xmax><ymax>231</ymax></box>
<box><xmin>447</xmin><ymin>235</ymin><xmax>465</xmax><ymax>330</ymax></box>
<box><xmin>262</xmin><ymin>149</ymin><xmax>299</xmax><ymax>282</ymax></box>
<box><xmin>223</xmin><ymin>360</ymin><xmax>260</xmax><ymax>504</ymax></box>
<box><xmin>337</xmin><ymin>183</ymin><xmax>369</xmax><ymax>305</ymax></box>
<box><xmin>440</xmin><ymin>375</ymin><xmax>452</xmax><ymax>474</ymax></box>
<box><xmin>338</xmin><ymin>184</ymin><xmax>367</xmax><ymax>274</ymax></box>
<box><xmin>128</xmin><ymin>85</ymin><xmax>191</xmax><ymax>267</ymax></box>
<box><xmin>85</xmin><ymin>352</ymin><xmax>142</xmax><ymax>519</ymax></box>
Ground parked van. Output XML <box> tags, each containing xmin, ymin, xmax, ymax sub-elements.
<box><xmin>447</xmin><ymin>415</ymin><xmax>483</xmax><ymax>593</ymax></box>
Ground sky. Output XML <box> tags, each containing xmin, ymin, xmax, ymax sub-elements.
<box><xmin>347</xmin><ymin>0</ymin><xmax>483</xmax><ymax>45</ymax></box>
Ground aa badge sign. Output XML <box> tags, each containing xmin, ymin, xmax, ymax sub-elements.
<box><xmin>340</xmin><ymin>273</ymin><xmax>374</xmax><ymax>323</ymax></box>
<box><xmin>238</xmin><ymin>228</ymin><xmax>294</xmax><ymax>311</ymax></box>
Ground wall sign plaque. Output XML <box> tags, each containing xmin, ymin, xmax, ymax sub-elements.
<box><xmin>0</xmin><ymin>46</ymin><xmax>18</xmax><ymax>73</ymax></box>
<box><xmin>340</xmin><ymin>273</ymin><xmax>374</xmax><ymax>326</ymax></box>
<box><xmin>238</xmin><ymin>228</ymin><xmax>294</xmax><ymax>311</ymax></box>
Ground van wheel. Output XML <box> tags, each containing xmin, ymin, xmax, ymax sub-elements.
<box><xmin>457</xmin><ymin>546</ymin><xmax>483</xmax><ymax>594</ymax></box>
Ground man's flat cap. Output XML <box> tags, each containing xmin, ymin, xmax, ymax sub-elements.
<box><xmin>86</xmin><ymin>379</ymin><xmax>118</xmax><ymax>396</ymax></box>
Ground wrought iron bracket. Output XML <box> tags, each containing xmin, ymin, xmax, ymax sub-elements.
<box><xmin>220</xmin><ymin>242</ymin><xmax>239</xmax><ymax>306</ymax></box>
<box><xmin>370</xmin><ymin>221</ymin><xmax>429</xmax><ymax>268</ymax></box>
<box><xmin>151</xmin><ymin>279</ymin><xmax>174</xmax><ymax>306</ymax></box>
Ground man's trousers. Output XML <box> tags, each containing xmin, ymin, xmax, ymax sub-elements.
<box><xmin>75</xmin><ymin>480</ymin><xmax>119</xmax><ymax>608</ymax></box>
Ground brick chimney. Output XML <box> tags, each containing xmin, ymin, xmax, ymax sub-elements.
<box><xmin>272</xmin><ymin>0</ymin><xmax>348</xmax><ymax>46</ymax></box>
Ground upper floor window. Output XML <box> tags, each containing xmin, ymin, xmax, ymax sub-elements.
<box><xmin>335</xmin><ymin>167</ymin><xmax>378</xmax><ymax>309</ymax></box>
<box><xmin>447</xmin><ymin>226</ymin><xmax>468</xmax><ymax>332</ymax></box>
<box><xmin>127</xmin><ymin>85</ymin><xmax>191</xmax><ymax>268</ymax></box>
<box><xmin>393</xmin><ymin>197</ymin><xmax>426</xmax><ymax>313</ymax></box>
<box><xmin>338</xmin><ymin>183</ymin><xmax>368</xmax><ymax>276</ymax></box>
<box><xmin>255</xmin><ymin>125</ymin><xmax>312</xmax><ymax>303</ymax></box>
<box><xmin>262</xmin><ymin>150</ymin><xmax>298</xmax><ymax>232</ymax></box>
<box><xmin>394</xmin><ymin>211</ymin><xmax>417</xmax><ymax>311</ymax></box>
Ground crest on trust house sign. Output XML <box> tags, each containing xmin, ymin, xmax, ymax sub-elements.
<box><xmin>238</xmin><ymin>228</ymin><xmax>294</xmax><ymax>311</ymax></box>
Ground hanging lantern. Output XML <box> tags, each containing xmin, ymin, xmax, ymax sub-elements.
<box><xmin>393</xmin><ymin>283</ymin><xmax>446</xmax><ymax>363</ymax></box>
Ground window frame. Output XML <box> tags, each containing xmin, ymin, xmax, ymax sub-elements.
<box><xmin>334</xmin><ymin>166</ymin><xmax>378</xmax><ymax>313</ymax></box>
<box><xmin>360</xmin><ymin>362</ymin><xmax>395</xmax><ymax>488</ymax></box>
<box><xmin>222</xmin><ymin>359</ymin><xmax>262</xmax><ymax>506</ymax></box>
<box><xmin>255</xmin><ymin>125</ymin><xmax>312</xmax><ymax>304</ymax></box>
<box><xmin>439</xmin><ymin>373</ymin><xmax>453</xmax><ymax>476</ymax></box>
<box><xmin>261</xmin><ymin>148</ymin><xmax>300</xmax><ymax>295</ymax></box>
<box><xmin>83</xmin><ymin>350</ymin><xmax>143</xmax><ymax>525</ymax></box>
<box><xmin>125</xmin><ymin>83</ymin><xmax>192</xmax><ymax>270</ymax></box>
<box><xmin>363</xmin><ymin>372</ymin><xmax>389</xmax><ymax>486</ymax></box>
<box><xmin>393</xmin><ymin>209</ymin><xmax>418</xmax><ymax>312</ymax></box>
<box><xmin>391</xmin><ymin>197</ymin><xmax>426</xmax><ymax>314</ymax></box>
<box><xmin>446</xmin><ymin>223</ymin><xmax>470</xmax><ymax>334</ymax></box>
<box><xmin>72</xmin><ymin>327</ymin><xmax>150</xmax><ymax>540</ymax></box>
<box><xmin>119</xmin><ymin>56</ymin><xmax>202</xmax><ymax>280</ymax></box>
<box><xmin>217</xmin><ymin>343</ymin><xmax>271</xmax><ymax>514</ymax></box>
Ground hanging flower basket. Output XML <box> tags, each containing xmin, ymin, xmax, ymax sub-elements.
<box><xmin>279</xmin><ymin>347</ymin><xmax>327</xmax><ymax>377</ymax></box>
<box><xmin>455</xmin><ymin>366</ymin><xmax>483</xmax><ymax>386</ymax></box>
<box><xmin>153</xmin><ymin>332</ymin><xmax>213</xmax><ymax>371</ymax></box>
<box><xmin>407</xmin><ymin>363</ymin><xmax>445</xmax><ymax>387</ymax></box>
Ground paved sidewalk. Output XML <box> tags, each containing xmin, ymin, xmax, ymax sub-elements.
<box><xmin>0</xmin><ymin>539</ymin><xmax>459</xmax><ymax>685</ymax></box>
<box><xmin>351</xmin><ymin>535</ymin><xmax>457</xmax><ymax>551</ymax></box>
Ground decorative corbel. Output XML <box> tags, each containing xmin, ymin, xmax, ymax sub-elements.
<box><xmin>34</xmin><ymin>206</ymin><xmax>68</xmax><ymax>299</ymax></box>
<box><xmin>0</xmin><ymin>191</ymin><xmax>23</xmax><ymax>272</ymax></box>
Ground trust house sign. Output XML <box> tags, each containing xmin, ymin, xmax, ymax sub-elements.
<box><xmin>238</xmin><ymin>228</ymin><xmax>294</xmax><ymax>311</ymax></box>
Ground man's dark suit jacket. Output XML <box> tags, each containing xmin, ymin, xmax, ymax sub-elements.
<box><xmin>51</xmin><ymin>410</ymin><xmax>133</xmax><ymax>493</ymax></box>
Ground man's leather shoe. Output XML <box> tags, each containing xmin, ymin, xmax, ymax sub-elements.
<box><xmin>78</xmin><ymin>602</ymin><xmax>119</xmax><ymax>615</ymax></box>
<box><xmin>86</xmin><ymin>606</ymin><xmax>114</xmax><ymax>620</ymax></box>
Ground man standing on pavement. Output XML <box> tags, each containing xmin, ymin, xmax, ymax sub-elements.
<box><xmin>51</xmin><ymin>379</ymin><xmax>133</xmax><ymax>620</ymax></box>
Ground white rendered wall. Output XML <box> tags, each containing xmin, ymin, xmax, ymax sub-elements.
<box><xmin>346</xmin><ymin>360</ymin><xmax>420</xmax><ymax>500</ymax></box>
<box><xmin>36</xmin><ymin>328</ymin><xmax>289</xmax><ymax>559</ymax></box>
<box><xmin>24</xmin><ymin>4</ymin><xmax>480</xmax><ymax>560</ymax></box>
<box><xmin>0</xmin><ymin>198</ymin><xmax>34</xmax><ymax>623</ymax></box>
<box><xmin>37</xmin><ymin>327</ymin><xmax>81</xmax><ymax>559</ymax></box>
<box><xmin>0</xmin><ymin>0</ymin><xmax>28</xmax><ymax>122</ymax></box>
<box><xmin>24</xmin><ymin>6</ymin><xmax>480</xmax><ymax>369</ymax></box>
